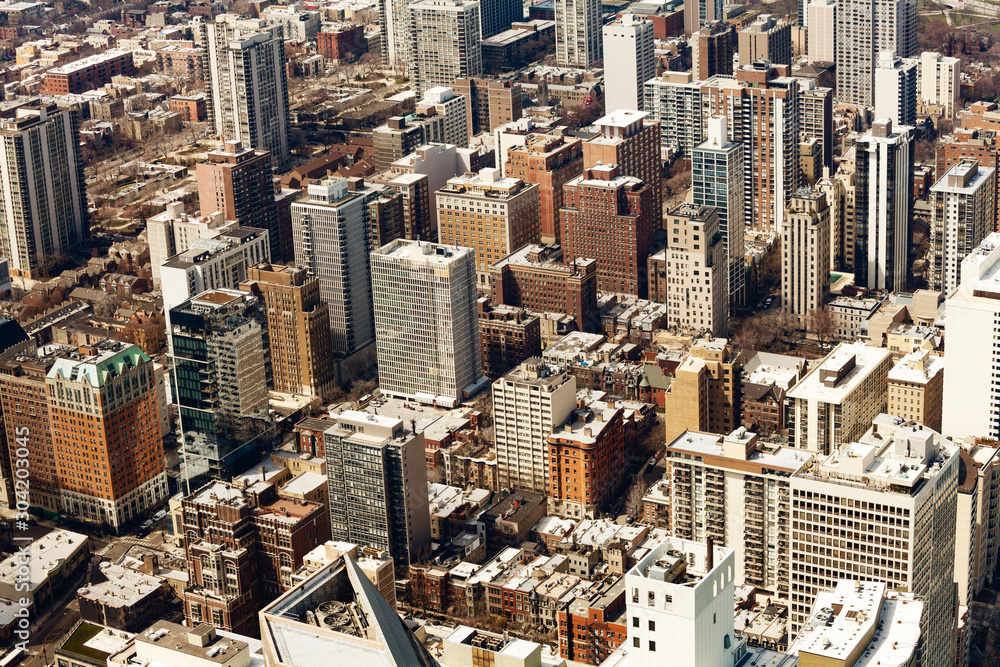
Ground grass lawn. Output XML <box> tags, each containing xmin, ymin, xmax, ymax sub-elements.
<box><xmin>59</xmin><ymin>622</ymin><xmax>110</xmax><ymax>662</ymax></box>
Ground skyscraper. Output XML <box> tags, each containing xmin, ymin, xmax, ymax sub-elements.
<box><xmin>684</xmin><ymin>0</ymin><xmax>722</xmax><ymax>36</ymax></box>
<box><xmin>324</xmin><ymin>410</ymin><xmax>431</xmax><ymax>568</ymax></box>
<box><xmin>479</xmin><ymin>0</ymin><xmax>523</xmax><ymax>37</ymax></box>
<box><xmin>202</xmin><ymin>16</ymin><xmax>290</xmax><ymax>166</ymax></box>
<box><xmin>602</xmin><ymin>14</ymin><xmax>655</xmax><ymax>113</ymax></box>
<box><xmin>371</xmin><ymin>239</ymin><xmax>486</xmax><ymax>407</ymax></box>
<box><xmin>691</xmin><ymin>20</ymin><xmax>736</xmax><ymax>81</ymax></box>
<box><xmin>493</xmin><ymin>359</ymin><xmax>576</xmax><ymax>493</ymax></box>
<box><xmin>943</xmin><ymin>233</ymin><xmax>1000</xmax><ymax>441</ymax></box>
<box><xmin>930</xmin><ymin>161</ymin><xmax>995</xmax><ymax>295</ymax></box>
<box><xmin>196</xmin><ymin>141</ymin><xmax>288</xmax><ymax>263</ymax></box>
<box><xmin>781</xmin><ymin>188</ymin><xmax>831</xmax><ymax>325</ymax></box>
<box><xmin>169</xmin><ymin>289</ymin><xmax>273</xmax><ymax>489</ymax></box>
<box><xmin>737</xmin><ymin>14</ymin><xmax>792</xmax><ymax>68</ymax></box>
<box><xmin>555</xmin><ymin>0</ymin><xmax>602</xmax><ymax>67</ymax></box>
<box><xmin>48</xmin><ymin>342</ymin><xmax>169</xmax><ymax>531</ymax></box>
<box><xmin>855</xmin><ymin>119</ymin><xmax>914</xmax><ymax>292</ymax></box>
<box><xmin>874</xmin><ymin>50</ymin><xmax>918</xmax><ymax>127</ymax></box>
<box><xmin>239</xmin><ymin>264</ymin><xmax>338</xmax><ymax>401</ymax></box>
<box><xmin>643</xmin><ymin>72</ymin><xmax>705</xmax><ymax>156</ymax></box>
<box><xmin>0</xmin><ymin>101</ymin><xmax>88</xmax><ymax>280</ymax></box>
<box><xmin>146</xmin><ymin>203</ymin><xmax>237</xmax><ymax>289</ymax></box>
<box><xmin>835</xmin><ymin>0</ymin><xmax>917</xmax><ymax>106</ymax></box>
<box><xmin>291</xmin><ymin>177</ymin><xmax>375</xmax><ymax>358</ymax></box>
<box><xmin>702</xmin><ymin>63</ymin><xmax>800</xmax><ymax>233</ymax></box>
<box><xmin>692</xmin><ymin>116</ymin><xmax>745</xmax><ymax>306</ymax></box>
<box><xmin>807</xmin><ymin>0</ymin><xmax>835</xmax><ymax>62</ymax></box>
<box><xmin>408</xmin><ymin>0</ymin><xmax>482</xmax><ymax>97</ymax></box>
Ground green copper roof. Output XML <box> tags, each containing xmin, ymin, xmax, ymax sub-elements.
<box><xmin>47</xmin><ymin>345</ymin><xmax>150</xmax><ymax>387</ymax></box>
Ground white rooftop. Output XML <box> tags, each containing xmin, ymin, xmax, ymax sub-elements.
<box><xmin>789</xmin><ymin>580</ymin><xmax>922</xmax><ymax>667</ymax></box>
<box><xmin>887</xmin><ymin>350</ymin><xmax>944</xmax><ymax>385</ymax></box>
<box><xmin>0</xmin><ymin>529</ymin><xmax>88</xmax><ymax>591</ymax></box>
<box><xmin>786</xmin><ymin>342</ymin><xmax>891</xmax><ymax>404</ymax></box>
<box><xmin>77</xmin><ymin>562</ymin><xmax>164</xmax><ymax>608</ymax></box>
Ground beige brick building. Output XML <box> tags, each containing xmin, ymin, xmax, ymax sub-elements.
<box><xmin>887</xmin><ymin>349</ymin><xmax>944</xmax><ymax>432</ymax></box>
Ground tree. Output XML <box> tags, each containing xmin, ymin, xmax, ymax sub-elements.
<box><xmin>807</xmin><ymin>306</ymin><xmax>836</xmax><ymax>344</ymax></box>
<box><xmin>624</xmin><ymin>478</ymin><xmax>648</xmax><ymax>519</ymax></box>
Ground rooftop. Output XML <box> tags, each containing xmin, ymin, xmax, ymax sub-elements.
<box><xmin>134</xmin><ymin>621</ymin><xmax>250</xmax><ymax>664</ymax></box>
<box><xmin>786</xmin><ymin>342</ymin><xmax>891</xmax><ymax>403</ymax></box>
<box><xmin>789</xmin><ymin>580</ymin><xmax>922</xmax><ymax>667</ymax></box>
<box><xmin>373</xmin><ymin>239</ymin><xmax>473</xmax><ymax>266</ymax></box>
<box><xmin>0</xmin><ymin>529</ymin><xmax>88</xmax><ymax>591</ymax></box>
<box><xmin>77</xmin><ymin>562</ymin><xmax>165</xmax><ymax>608</ymax></box>
<box><xmin>887</xmin><ymin>350</ymin><xmax>944</xmax><ymax>385</ymax></box>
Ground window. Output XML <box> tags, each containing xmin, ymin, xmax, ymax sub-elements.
<box><xmin>648</xmin><ymin>620</ymin><xmax>655</xmax><ymax>631</ymax></box>
<box><xmin>633</xmin><ymin>617</ymin><xmax>639</xmax><ymax>627</ymax></box>
<box><xmin>633</xmin><ymin>638</ymin><xmax>640</xmax><ymax>648</ymax></box>
<box><xmin>650</xmin><ymin>641</ymin><xmax>656</xmax><ymax>652</ymax></box>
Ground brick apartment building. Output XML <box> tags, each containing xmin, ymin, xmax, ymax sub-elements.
<box><xmin>504</xmin><ymin>133</ymin><xmax>583</xmax><ymax>243</ymax></box>
<box><xmin>560</xmin><ymin>164</ymin><xmax>657</xmax><ymax>297</ymax></box>
<box><xmin>489</xmin><ymin>244</ymin><xmax>599</xmax><ymax>332</ymax></box>
<box><xmin>40</xmin><ymin>50</ymin><xmax>135</xmax><ymax>95</ymax></box>
<box><xmin>317</xmin><ymin>24</ymin><xmax>366</xmax><ymax>60</ymax></box>
<box><xmin>169</xmin><ymin>93</ymin><xmax>207</xmax><ymax>122</ymax></box>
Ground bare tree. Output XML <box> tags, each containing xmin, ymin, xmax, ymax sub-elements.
<box><xmin>625</xmin><ymin>478</ymin><xmax>648</xmax><ymax>519</ymax></box>
<box><xmin>807</xmin><ymin>306</ymin><xmax>836</xmax><ymax>344</ymax></box>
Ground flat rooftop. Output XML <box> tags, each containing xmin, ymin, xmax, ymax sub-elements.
<box><xmin>786</xmin><ymin>342</ymin><xmax>891</xmax><ymax>403</ymax></box>
<box><xmin>78</xmin><ymin>562</ymin><xmax>164</xmax><ymax>608</ymax></box>
<box><xmin>373</xmin><ymin>239</ymin><xmax>473</xmax><ymax>265</ymax></box>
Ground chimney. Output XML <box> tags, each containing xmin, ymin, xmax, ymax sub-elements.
<box><xmin>706</xmin><ymin>536</ymin><xmax>714</xmax><ymax>571</ymax></box>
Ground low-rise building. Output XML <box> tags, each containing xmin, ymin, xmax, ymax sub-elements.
<box><xmin>887</xmin><ymin>349</ymin><xmax>944</xmax><ymax>432</ymax></box>
<box><xmin>0</xmin><ymin>529</ymin><xmax>89</xmax><ymax>610</ymax></box>
<box><xmin>78</xmin><ymin>562</ymin><xmax>172</xmax><ymax>632</ymax></box>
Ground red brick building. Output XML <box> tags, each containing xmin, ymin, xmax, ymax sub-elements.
<box><xmin>504</xmin><ymin>133</ymin><xmax>582</xmax><ymax>243</ymax></box>
<box><xmin>317</xmin><ymin>24</ymin><xmax>366</xmax><ymax>60</ymax></box>
<box><xmin>169</xmin><ymin>93</ymin><xmax>207</xmax><ymax>122</ymax></box>
<box><xmin>489</xmin><ymin>244</ymin><xmax>599</xmax><ymax>332</ymax></box>
<box><xmin>560</xmin><ymin>164</ymin><xmax>657</xmax><ymax>297</ymax></box>
<box><xmin>253</xmin><ymin>498</ymin><xmax>331</xmax><ymax>597</ymax></box>
<box><xmin>557</xmin><ymin>579</ymin><xmax>627</xmax><ymax>665</ymax></box>
<box><xmin>157</xmin><ymin>44</ymin><xmax>205</xmax><ymax>81</ymax></box>
<box><xmin>40</xmin><ymin>50</ymin><xmax>135</xmax><ymax>95</ymax></box>
<box><xmin>547</xmin><ymin>401</ymin><xmax>626</xmax><ymax>520</ymax></box>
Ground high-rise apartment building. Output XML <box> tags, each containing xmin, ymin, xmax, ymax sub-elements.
<box><xmin>781</xmin><ymin>188</ymin><xmax>831</xmax><ymax>325</ymax></box>
<box><xmin>737</xmin><ymin>14</ymin><xmax>792</xmax><ymax>67</ymax></box>
<box><xmin>658</xmin><ymin>203</ymin><xmax>728</xmax><ymax>336</ymax></box>
<box><xmin>555</xmin><ymin>0</ymin><xmax>602</xmax><ymax>67</ymax></box>
<box><xmin>582</xmin><ymin>110</ymin><xmax>662</xmax><ymax>223</ymax></box>
<box><xmin>855</xmin><ymin>119</ymin><xmax>914</xmax><ymax>292</ymax></box>
<box><xmin>691</xmin><ymin>21</ymin><xmax>735</xmax><ymax>81</ymax></box>
<box><xmin>943</xmin><ymin>233</ymin><xmax>1000</xmax><ymax>441</ymax></box>
<box><xmin>291</xmin><ymin>177</ymin><xmax>375</xmax><ymax>357</ymax></box>
<box><xmin>930</xmin><ymin>161</ymin><xmax>995</xmax><ymax>295</ymax></box>
<box><xmin>788</xmin><ymin>417</ymin><xmax>958</xmax><ymax>667</ymax></box>
<box><xmin>684</xmin><ymin>0</ymin><xmax>723</xmax><ymax>35</ymax></box>
<box><xmin>146</xmin><ymin>202</ymin><xmax>237</xmax><ymax>289</ymax></box>
<box><xmin>371</xmin><ymin>240</ymin><xmax>486</xmax><ymax>407</ymax></box>
<box><xmin>493</xmin><ymin>359</ymin><xmax>576</xmax><ymax>493</ymax></box>
<box><xmin>548</xmin><ymin>399</ymin><xmax>625</xmax><ymax>519</ymax></box>
<box><xmin>561</xmin><ymin>164</ymin><xmax>657</xmax><ymax>296</ymax></box>
<box><xmin>196</xmin><ymin>141</ymin><xmax>288</xmax><ymax>263</ymax></box>
<box><xmin>835</xmin><ymin>0</ymin><xmax>917</xmax><ymax>106</ymax></box>
<box><xmin>874</xmin><ymin>50</ymin><xmax>918</xmax><ymax>127</ymax></box>
<box><xmin>479</xmin><ymin>0</ymin><xmax>523</xmax><ymax>38</ymax></box>
<box><xmin>807</xmin><ymin>0</ymin><xmax>835</xmax><ymax>63</ymax></box>
<box><xmin>0</xmin><ymin>344</ymin><xmax>60</xmax><ymax>512</ymax></box>
<box><xmin>503</xmin><ymin>133</ymin><xmax>583</xmax><ymax>244</ymax></box>
<box><xmin>887</xmin><ymin>349</ymin><xmax>944</xmax><ymax>432</ymax></box>
<box><xmin>643</xmin><ymin>72</ymin><xmax>705</xmax><ymax>156</ymax></box>
<box><xmin>408</xmin><ymin>0</ymin><xmax>482</xmax><ymax>97</ymax></box>
<box><xmin>489</xmin><ymin>244</ymin><xmax>599</xmax><ymax>331</ymax></box>
<box><xmin>702</xmin><ymin>64</ymin><xmax>800</xmax><ymax>233</ymax></box>
<box><xmin>414</xmin><ymin>86</ymin><xmax>470</xmax><ymax>149</ymax></box>
<box><xmin>936</xmin><ymin>129</ymin><xmax>1000</xmax><ymax>233</ymax></box>
<box><xmin>239</xmin><ymin>264</ymin><xmax>337</xmax><ymax>401</ymax></box>
<box><xmin>602</xmin><ymin>15</ymin><xmax>655</xmax><ymax>113</ymax></box>
<box><xmin>920</xmin><ymin>51</ymin><xmax>960</xmax><ymax>117</ymax></box>
<box><xmin>202</xmin><ymin>16</ymin><xmax>290</xmax><ymax>166</ymax></box>
<box><xmin>785</xmin><ymin>342</ymin><xmax>893</xmax><ymax>455</ymax></box>
<box><xmin>956</xmin><ymin>441</ymin><xmax>1000</xmax><ymax>606</ymax></box>
<box><xmin>436</xmin><ymin>168</ymin><xmax>540</xmax><ymax>290</ymax></box>
<box><xmin>665</xmin><ymin>427</ymin><xmax>812</xmax><ymax>599</ymax></box>
<box><xmin>323</xmin><ymin>411</ymin><xmax>431</xmax><ymax>568</ymax></box>
<box><xmin>169</xmin><ymin>290</ymin><xmax>272</xmax><ymax>488</ymax></box>
<box><xmin>452</xmin><ymin>76</ymin><xmax>524</xmax><ymax>136</ymax></box>
<box><xmin>662</xmin><ymin>338</ymin><xmax>741</xmax><ymax>441</ymax></box>
<box><xmin>160</xmin><ymin>227</ymin><xmax>271</xmax><ymax>316</ymax></box>
<box><xmin>692</xmin><ymin>117</ymin><xmax>745</xmax><ymax>306</ymax></box>
<box><xmin>380</xmin><ymin>0</ymin><xmax>412</xmax><ymax>67</ymax></box>
<box><xmin>798</xmin><ymin>84</ymin><xmax>834</xmax><ymax>173</ymax></box>
<box><xmin>0</xmin><ymin>101</ymin><xmax>88</xmax><ymax>280</ymax></box>
<box><xmin>48</xmin><ymin>342</ymin><xmax>168</xmax><ymax>531</ymax></box>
